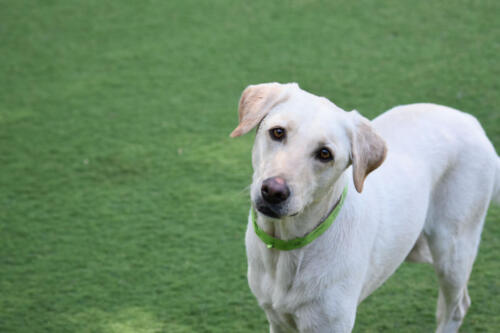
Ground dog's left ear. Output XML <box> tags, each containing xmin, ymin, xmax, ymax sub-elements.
<box><xmin>230</xmin><ymin>82</ymin><xmax>293</xmax><ymax>137</ymax></box>
<box><xmin>349</xmin><ymin>112</ymin><xmax>388</xmax><ymax>193</ymax></box>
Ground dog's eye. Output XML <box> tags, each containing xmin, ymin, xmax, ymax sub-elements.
<box><xmin>269</xmin><ymin>127</ymin><xmax>286</xmax><ymax>141</ymax></box>
<box><xmin>316</xmin><ymin>147</ymin><xmax>333</xmax><ymax>162</ymax></box>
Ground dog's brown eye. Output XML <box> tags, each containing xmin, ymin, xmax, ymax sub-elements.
<box><xmin>269</xmin><ymin>127</ymin><xmax>286</xmax><ymax>141</ymax></box>
<box><xmin>317</xmin><ymin>148</ymin><xmax>333</xmax><ymax>162</ymax></box>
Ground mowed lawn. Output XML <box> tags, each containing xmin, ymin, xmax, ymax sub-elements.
<box><xmin>1</xmin><ymin>1</ymin><xmax>499</xmax><ymax>332</ymax></box>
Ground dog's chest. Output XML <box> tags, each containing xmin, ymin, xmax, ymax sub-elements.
<box><xmin>248</xmin><ymin>249</ymin><xmax>309</xmax><ymax>315</ymax></box>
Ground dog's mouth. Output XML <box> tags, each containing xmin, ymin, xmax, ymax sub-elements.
<box><xmin>255</xmin><ymin>199</ymin><xmax>298</xmax><ymax>219</ymax></box>
<box><xmin>255</xmin><ymin>200</ymin><xmax>282</xmax><ymax>219</ymax></box>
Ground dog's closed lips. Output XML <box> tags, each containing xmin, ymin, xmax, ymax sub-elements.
<box><xmin>255</xmin><ymin>203</ymin><xmax>279</xmax><ymax>218</ymax></box>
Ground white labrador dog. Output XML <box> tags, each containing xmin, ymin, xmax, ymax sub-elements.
<box><xmin>230</xmin><ymin>82</ymin><xmax>500</xmax><ymax>333</ymax></box>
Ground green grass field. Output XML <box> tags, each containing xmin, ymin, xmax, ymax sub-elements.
<box><xmin>1</xmin><ymin>1</ymin><xmax>499</xmax><ymax>332</ymax></box>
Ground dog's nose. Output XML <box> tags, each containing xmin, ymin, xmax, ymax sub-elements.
<box><xmin>261</xmin><ymin>177</ymin><xmax>290</xmax><ymax>204</ymax></box>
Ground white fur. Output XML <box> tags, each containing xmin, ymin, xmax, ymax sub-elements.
<box><xmin>235</xmin><ymin>83</ymin><xmax>499</xmax><ymax>333</ymax></box>
<box><xmin>494</xmin><ymin>157</ymin><xmax>500</xmax><ymax>205</ymax></box>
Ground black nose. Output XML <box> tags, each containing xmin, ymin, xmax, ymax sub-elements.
<box><xmin>261</xmin><ymin>177</ymin><xmax>290</xmax><ymax>204</ymax></box>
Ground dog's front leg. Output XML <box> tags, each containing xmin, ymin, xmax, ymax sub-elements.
<box><xmin>294</xmin><ymin>298</ymin><xmax>358</xmax><ymax>333</ymax></box>
<box><xmin>269</xmin><ymin>321</ymin><xmax>291</xmax><ymax>333</ymax></box>
<box><xmin>263</xmin><ymin>308</ymin><xmax>298</xmax><ymax>333</ymax></box>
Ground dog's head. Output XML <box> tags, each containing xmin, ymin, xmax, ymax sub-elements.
<box><xmin>231</xmin><ymin>82</ymin><xmax>387</xmax><ymax>219</ymax></box>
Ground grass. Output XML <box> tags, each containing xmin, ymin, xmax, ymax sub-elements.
<box><xmin>1</xmin><ymin>0</ymin><xmax>499</xmax><ymax>332</ymax></box>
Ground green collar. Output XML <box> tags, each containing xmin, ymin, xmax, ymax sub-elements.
<box><xmin>252</xmin><ymin>185</ymin><xmax>348</xmax><ymax>251</ymax></box>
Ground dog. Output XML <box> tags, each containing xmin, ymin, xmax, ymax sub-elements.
<box><xmin>230</xmin><ymin>82</ymin><xmax>500</xmax><ymax>333</ymax></box>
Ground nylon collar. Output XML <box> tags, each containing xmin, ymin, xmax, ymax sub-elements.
<box><xmin>252</xmin><ymin>185</ymin><xmax>348</xmax><ymax>251</ymax></box>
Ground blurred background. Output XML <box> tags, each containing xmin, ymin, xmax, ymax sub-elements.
<box><xmin>1</xmin><ymin>0</ymin><xmax>499</xmax><ymax>332</ymax></box>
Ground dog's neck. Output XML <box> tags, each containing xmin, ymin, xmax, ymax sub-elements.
<box><xmin>257</xmin><ymin>172</ymin><xmax>349</xmax><ymax>241</ymax></box>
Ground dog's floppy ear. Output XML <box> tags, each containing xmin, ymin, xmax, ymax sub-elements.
<box><xmin>350</xmin><ymin>112</ymin><xmax>387</xmax><ymax>193</ymax></box>
<box><xmin>230</xmin><ymin>83</ymin><xmax>293</xmax><ymax>137</ymax></box>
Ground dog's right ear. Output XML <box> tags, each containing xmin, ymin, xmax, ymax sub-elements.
<box><xmin>230</xmin><ymin>83</ymin><xmax>292</xmax><ymax>137</ymax></box>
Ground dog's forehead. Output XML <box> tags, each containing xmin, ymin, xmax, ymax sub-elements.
<box><xmin>265</xmin><ymin>91</ymin><xmax>348</xmax><ymax>136</ymax></box>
